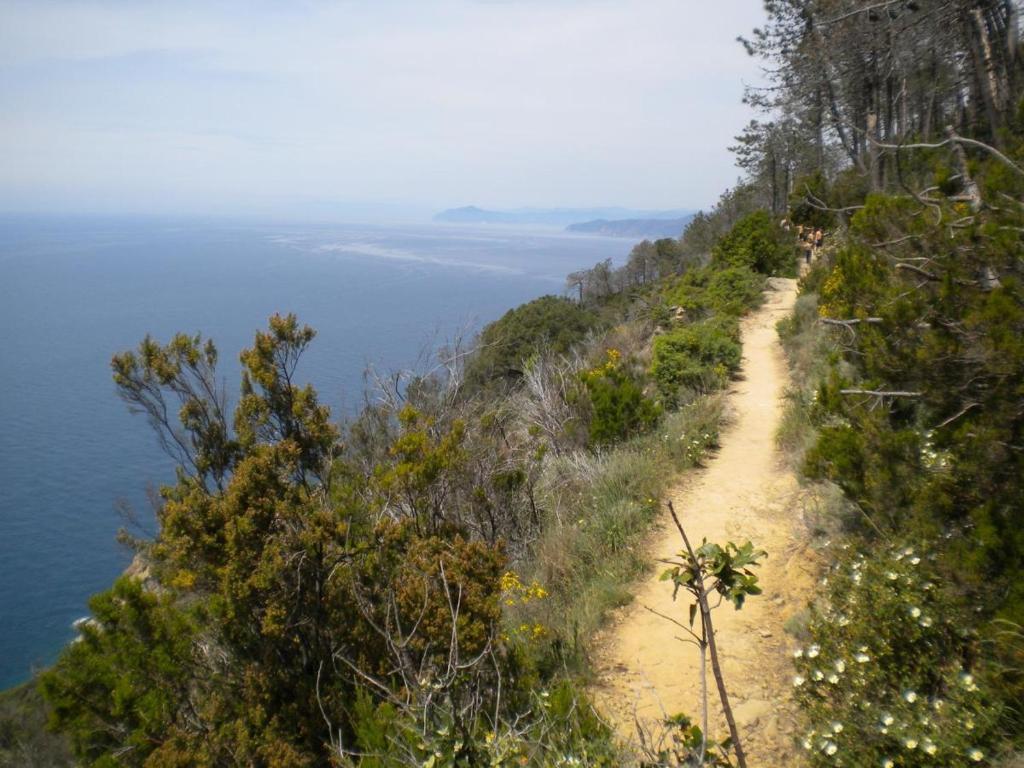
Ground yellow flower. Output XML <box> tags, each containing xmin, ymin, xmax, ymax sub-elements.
<box><xmin>500</xmin><ymin>571</ymin><xmax>522</xmax><ymax>592</ymax></box>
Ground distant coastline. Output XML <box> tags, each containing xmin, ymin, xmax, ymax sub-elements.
<box><xmin>433</xmin><ymin>204</ymin><xmax>694</xmax><ymax>231</ymax></box>
<box><xmin>565</xmin><ymin>215</ymin><xmax>695</xmax><ymax>239</ymax></box>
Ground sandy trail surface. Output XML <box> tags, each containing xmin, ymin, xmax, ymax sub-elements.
<box><xmin>592</xmin><ymin>277</ymin><xmax>817</xmax><ymax>766</ymax></box>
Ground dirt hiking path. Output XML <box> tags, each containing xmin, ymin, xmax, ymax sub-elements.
<box><xmin>593</xmin><ymin>277</ymin><xmax>817</xmax><ymax>766</ymax></box>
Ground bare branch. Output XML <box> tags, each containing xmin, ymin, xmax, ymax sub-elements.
<box><xmin>840</xmin><ymin>389</ymin><xmax>923</xmax><ymax>397</ymax></box>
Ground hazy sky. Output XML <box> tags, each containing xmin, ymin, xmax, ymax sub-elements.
<box><xmin>0</xmin><ymin>1</ymin><xmax>765</xmax><ymax>220</ymax></box>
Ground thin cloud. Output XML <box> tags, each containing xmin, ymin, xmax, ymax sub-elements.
<box><xmin>0</xmin><ymin>0</ymin><xmax>765</xmax><ymax>217</ymax></box>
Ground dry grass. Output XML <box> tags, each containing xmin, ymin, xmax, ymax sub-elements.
<box><xmin>514</xmin><ymin>394</ymin><xmax>726</xmax><ymax>670</ymax></box>
<box><xmin>775</xmin><ymin>291</ymin><xmax>833</xmax><ymax>470</ymax></box>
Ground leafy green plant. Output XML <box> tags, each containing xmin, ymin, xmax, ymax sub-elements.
<box><xmin>705</xmin><ymin>266</ymin><xmax>765</xmax><ymax>316</ymax></box>
<box><xmin>343</xmin><ymin>681</ymin><xmax>619</xmax><ymax>767</ymax></box>
<box><xmin>465</xmin><ymin>295</ymin><xmax>598</xmax><ymax>391</ymax></box>
<box><xmin>651</xmin><ymin>320</ymin><xmax>742</xmax><ymax>405</ymax></box>
<box><xmin>793</xmin><ymin>542</ymin><xmax>999</xmax><ymax>767</ymax></box>
<box><xmin>582</xmin><ymin>349</ymin><xmax>661</xmax><ymax>445</ymax></box>
<box><xmin>639</xmin><ymin>713</ymin><xmax>734</xmax><ymax>767</ymax></box>
<box><xmin>711</xmin><ymin>210</ymin><xmax>794</xmax><ymax>276</ymax></box>
<box><xmin>659</xmin><ymin>502</ymin><xmax>766</xmax><ymax>768</ymax></box>
<box><xmin>663</xmin><ymin>265</ymin><xmax>764</xmax><ymax>321</ymax></box>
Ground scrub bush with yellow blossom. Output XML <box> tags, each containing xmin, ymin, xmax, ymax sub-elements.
<box><xmin>580</xmin><ymin>348</ymin><xmax>661</xmax><ymax>446</ymax></box>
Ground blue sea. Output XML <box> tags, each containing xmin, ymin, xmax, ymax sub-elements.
<box><xmin>0</xmin><ymin>214</ymin><xmax>631</xmax><ymax>689</ymax></box>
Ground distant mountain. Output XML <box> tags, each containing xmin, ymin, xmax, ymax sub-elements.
<box><xmin>433</xmin><ymin>206</ymin><xmax>691</xmax><ymax>227</ymax></box>
<box><xmin>566</xmin><ymin>215</ymin><xmax>696</xmax><ymax>239</ymax></box>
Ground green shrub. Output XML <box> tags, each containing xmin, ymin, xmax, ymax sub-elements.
<box><xmin>706</xmin><ymin>265</ymin><xmax>765</xmax><ymax>315</ymax></box>
<box><xmin>581</xmin><ymin>349</ymin><xmax>660</xmax><ymax>445</ymax></box>
<box><xmin>465</xmin><ymin>296</ymin><xmax>598</xmax><ymax>390</ymax></box>
<box><xmin>794</xmin><ymin>541</ymin><xmax>1000</xmax><ymax>767</ymax></box>
<box><xmin>663</xmin><ymin>265</ymin><xmax>764</xmax><ymax>320</ymax></box>
<box><xmin>651</xmin><ymin>319</ymin><xmax>742</xmax><ymax>405</ymax></box>
<box><xmin>663</xmin><ymin>269</ymin><xmax>715</xmax><ymax>320</ymax></box>
<box><xmin>711</xmin><ymin>210</ymin><xmax>795</xmax><ymax>276</ymax></box>
<box><xmin>344</xmin><ymin>680</ymin><xmax>619</xmax><ymax>766</ymax></box>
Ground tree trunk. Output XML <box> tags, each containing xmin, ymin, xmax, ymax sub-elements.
<box><xmin>701</xmin><ymin>591</ymin><xmax>747</xmax><ymax>768</ymax></box>
<box><xmin>967</xmin><ymin>6</ymin><xmax>1006</xmax><ymax>140</ymax></box>
<box><xmin>669</xmin><ymin>502</ymin><xmax>748</xmax><ymax>768</ymax></box>
<box><xmin>867</xmin><ymin>111</ymin><xmax>882</xmax><ymax>191</ymax></box>
<box><xmin>769</xmin><ymin>150</ymin><xmax>779</xmax><ymax>215</ymax></box>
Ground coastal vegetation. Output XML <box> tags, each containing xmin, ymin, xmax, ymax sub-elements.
<box><xmin>9</xmin><ymin>180</ymin><xmax>781</xmax><ymax>766</ymax></box>
<box><xmin>4</xmin><ymin>0</ymin><xmax>1024</xmax><ymax>764</ymax></box>
<box><xmin>742</xmin><ymin>0</ymin><xmax>1024</xmax><ymax>763</ymax></box>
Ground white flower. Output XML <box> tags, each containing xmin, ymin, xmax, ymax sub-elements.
<box><xmin>920</xmin><ymin>616</ymin><xmax>933</xmax><ymax>627</ymax></box>
<box><xmin>808</xmin><ymin>644</ymin><xmax>820</xmax><ymax>658</ymax></box>
<box><xmin>882</xmin><ymin>760</ymin><xmax>894</xmax><ymax>768</ymax></box>
<box><xmin>838</xmin><ymin>614</ymin><xmax>850</xmax><ymax>626</ymax></box>
<box><xmin>793</xmin><ymin>675</ymin><xmax>806</xmax><ymax>687</ymax></box>
<box><xmin>831</xmin><ymin>721</ymin><xmax>844</xmax><ymax>734</ymax></box>
<box><xmin>924</xmin><ymin>741</ymin><xmax>938</xmax><ymax>756</ymax></box>
<box><xmin>904</xmin><ymin>737</ymin><xmax>918</xmax><ymax>750</ymax></box>
<box><xmin>886</xmin><ymin>571</ymin><xmax>899</xmax><ymax>581</ymax></box>
<box><xmin>813</xmin><ymin>669</ymin><xmax>824</xmax><ymax>681</ymax></box>
<box><xmin>968</xmin><ymin>748</ymin><xmax>984</xmax><ymax>762</ymax></box>
<box><xmin>835</xmin><ymin>659</ymin><xmax>846</xmax><ymax>673</ymax></box>
<box><xmin>824</xmin><ymin>741</ymin><xmax>838</xmax><ymax>756</ymax></box>
<box><xmin>827</xmin><ymin>673</ymin><xmax>840</xmax><ymax>684</ymax></box>
<box><xmin>802</xmin><ymin>738</ymin><xmax>813</xmax><ymax>750</ymax></box>
<box><xmin>855</xmin><ymin>652</ymin><xmax>871</xmax><ymax>663</ymax></box>
<box><xmin>881</xmin><ymin>713</ymin><xmax>895</xmax><ymax>726</ymax></box>
<box><xmin>909</xmin><ymin>606</ymin><xmax>922</xmax><ymax>618</ymax></box>
<box><xmin>853</xmin><ymin>572</ymin><xmax>862</xmax><ymax>584</ymax></box>
<box><xmin>966</xmin><ymin>718</ymin><xmax>975</xmax><ymax>731</ymax></box>
<box><xmin>904</xmin><ymin>690</ymin><xmax>918</xmax><ymax>703</ymax></box>
<box><xmin>910</xmin><ymin>556</ymin><xmax>921</xmax><ymax>565</ymax></box>
<box><xmin>794</xmin><ymin>648</ymin><xmax>804</xmax><ymax>659</ymax></box>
